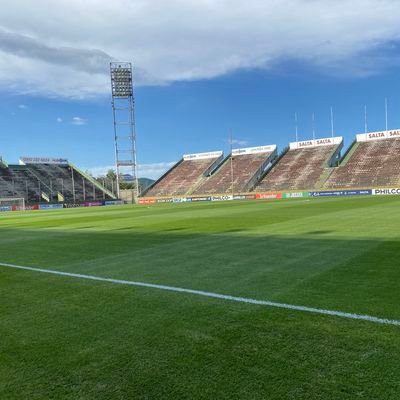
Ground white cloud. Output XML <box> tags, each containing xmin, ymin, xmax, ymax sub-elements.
<box><xmin>71</xmin><ymin>116</ymin><xmax>87</xmax><ymax>125</ymax></box>
<box><xmin>18</xmin><ymin>104</ymin><xmax>27</xmax><ymax>109</ymax></box>
<box><xmin>89</xmin><ymin>161</ymin><xmax>176</xmax><ymax>180</ymax></box>
<box><xmin>0</xmin><ymin>1</ymin><xmax>400</xmax><ymax>97</ymax></box>
<box><xmin>87</xmin><ymin>165</ymin><xmax>114</xmax><ymax>177</ymax></box>
<box><xmin>56</xmin><ymin>117</ymin><xmax>63</xmax><ymax>123</ymax></box>
<box><xmin>137</xmin><ymin>162</ymin><xmax>177</xmax><ymax>180</ymax></box>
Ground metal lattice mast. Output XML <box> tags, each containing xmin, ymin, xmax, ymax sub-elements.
<box><xmin>110</xmin><ymin>62</ymin><xmax>139</xmax><ymax>201</ymax></box>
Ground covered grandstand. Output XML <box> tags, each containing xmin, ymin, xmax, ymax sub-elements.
<box><xmin>192</xmin><ymin>145</ymin><xmax>277</xmax><ymax>195</ymax></box>
<box><xmin>0</xmin><ymin>156</ymin><xmax>115</xmax><ymax>204</ymax></box>
<box><xmin>323</xmin><ymin>130</ymin><xmax>400</xmax><ymax>189</ymax></box>
<box><xmin>255</xmin><ymin>137</ymin><xmax>343</xmax><ymax>192</ymax></box>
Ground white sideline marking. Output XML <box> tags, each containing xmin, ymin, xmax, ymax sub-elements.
<box><xmin>1</xmin><ymin>262</ymin><xmax>399</xmax><ymax>327</ymax></box>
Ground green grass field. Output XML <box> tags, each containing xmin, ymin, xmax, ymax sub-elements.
<box><xmin>1</xmin><ymin>196</ymin><xmax>400</xmax><ymax>399</ymax></box>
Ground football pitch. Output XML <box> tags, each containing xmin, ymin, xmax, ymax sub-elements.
<box><xmin>1</xmin><ymin>196</ymin><xmax>400</xmax><ymax>399</ymax></box>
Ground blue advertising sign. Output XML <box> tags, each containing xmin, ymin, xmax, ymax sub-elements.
<box><xmin>309</xmin><ymin>190</ymin><xmax>372</xmax><ymax>197</ymax></box>
<box><xmin>39</xmin><ymin>204</ymin><xmax>64</xmax><ymax>210</ymax></box>
<box><xmin>104</xmin><ymin>200</ymin><xmax>124</xmax><ymax>206</ymax></box>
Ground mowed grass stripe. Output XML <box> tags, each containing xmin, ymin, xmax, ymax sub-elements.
<box><xmin>1</xmin><ymin>196</ymin><xmax>400</xmax><ymax>319</ymax></box>
<box><xmin>2</xmin><ymin>266</ymin><xmax>399</xmax><ymax>400</ymax></box>
<box><xmin>2</xmin><ymin>197</ymin><xmax>400</xmax><ymax>399</ymax></box>
<box><xmin>1</xmin><ymin>262</ymin><xmax>400</xmax><ymax>327</ymax></box>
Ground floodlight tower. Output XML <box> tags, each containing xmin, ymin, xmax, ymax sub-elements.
<box><xmin>110</xmin><ymin>62</ymin><xmax>139</xmax><ymax>201</ymax></box>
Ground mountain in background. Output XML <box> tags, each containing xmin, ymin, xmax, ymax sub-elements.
<box><xmin>138</xmin><ymin>177</ymin><xmax>155</xmax><ymax>189</ymax></box>
<box><xmin>122</xmin><ymin>174</ymin><xmax>155</xmax><ymax>190</ymax></box>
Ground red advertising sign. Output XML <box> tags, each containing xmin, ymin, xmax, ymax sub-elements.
<box><xmin>138</xmin><ymin>199</ymin><xmax>156</xmax><ymax>204</ymax></box>
<box><xmin>256</xmin><ymin>193</ymin><xmax>282</xmax><ymax>200</ymax></box>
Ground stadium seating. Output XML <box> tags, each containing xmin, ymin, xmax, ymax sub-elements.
<box><xmin>3</xmin><ymin>133</ymin><xmax>400</xmax><ymax>205</ymax></box>
<box><xmin>26</xmin><ymin>163</ymin><xmax>114</xmax><ymax>202</ymax></box>
<box><xmin>0</xmin><ymin>165</ymin><xmax>42</xmax><ymax>202</ymax></box>
<box><xmin>0</xmin><ymin>160</ymin><xmax>114</xmax><ymax>204</ymax></box>
<box><xmin>323</xmin><ymin>138</ymin><xmax>400</xmax><ymax>188</ymax></box>
<box><xmin>144</xmin><ymin>155</ymin><xmax>222</xmax><ymax>197</ymax></box>
<box><xmin>255</xmin><ymin>145</ymin><xmax>338</xmax><ymax>191</ymax></box>
<box><xmin>192</xmin><ymin>151</ymin><xmax>275</xmax><ymax>195</ymax></box>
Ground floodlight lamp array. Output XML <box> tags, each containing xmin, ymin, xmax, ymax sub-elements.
<box><xmin>111</xmin><ymin>66</ymin><xmax>133</xmax><ymax>97</ymax></box>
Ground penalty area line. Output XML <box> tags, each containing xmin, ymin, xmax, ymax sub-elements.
<box><xmin>0</xmin><ymin>261</ymin><xmax>399</xmax><ymax>327</ymax></box>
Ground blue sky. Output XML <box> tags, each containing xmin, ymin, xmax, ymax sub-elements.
<box><xmin>1</xmin><ymin>1</ymin><xmax>400</xmax><ymax>179</ymax></box>
<box><xmin>2</xmin><ymin>62</ymin><xmax>400</xmax><ymax>179</ymax></box>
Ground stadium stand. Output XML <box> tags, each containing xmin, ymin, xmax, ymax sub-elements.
<box><xmin>255</xmin><ymin>137</ymin><xmax>343</xmax><ymax>191</ymax></box>
<box><xmin>0</xmin><ymin>157</ymin><xmax>115</xmax><ymax>204</ymax></box>
<box><xmin>22</xmin><ymin>159</ymin><xmax>115</xmax><ymax>202</ymax></box>
<box><xmin>192</xmin><ymin>145</ymin><xmax>277</xmax><ymax>195</ymax></box>
<box><xmin>5</xmin><ymin>129</ymin><xmax>400</xmax><ymax>206</ymax></box>
<box><xmin>0</xmin><ymin>164</ymin><xmax>43</xmax><ymax>203</ymax></box>
<box><xmin>143</xmin><ymin>151</ymin><xmax>223</xmax><ymax>197</ymax></box>
<box><xmin>323</xmin><ymin>131</ymin><xmax>400</xmax><ymax>188</ymax></box>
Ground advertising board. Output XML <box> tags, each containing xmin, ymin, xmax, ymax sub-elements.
<box><xmin>104</xmin><ymin>200</ymin><xmax>125</xmax><ymax>206</ymax></box>
<box><xmin>289</xmin><ymin>136</ymin><xmax>343</xmax><ymax>150</ymax></box>
<box><xmin>156</xmin><ymin>198</ymin><xmax>173</xmax><ymax>203</ymax></box>
<box><xmin>283</xmin><ymin>192</ymin><xmax>309</xmax><ymax>199</ymax></box>
<box><xmin>39</xmin><ymin>204</ymin><xmax>64</xmax><ymax>210</ymax></box>
<box><xmin>183</xmin><ymin>151</ymin><xmax>223</xmax><ymax>161</ymax></box>
<box><xmin>233</xmin><ymin>194</ymin><xmax>256</xmax><ymax>200</ymax></box>
<box><xmin>232</xmin><ymin>145</ymin><xmax>276</xmax><ymax>156</ymax></box>
<box><xmin>187</xmin><ymin>196</ymin><xmax>212</xmax><ymax>202</ymax></box>
<box><xmin>256</xmin><ymin>193</ymin><xmax>282</xmax><ymax>200</ymax></box>
<box><xmin>84</xmin><ymin>202</ymin><xmax>103</xmax><ymax>207</ymax></box>
<box><xmin>211</xmin><ymin>195</ymin><xmax>233</xmax><ymax>201</ymax></box>
<box><xmin>138</xmin><ymin>199</ymin><xmax>156</xmax><ymax>204</ymax></box>
<box><xmin>64</xmin><ymin>203</ymin><xmax>85</xmax><ymax>208</ymax></box>
<box><xmin>309</xmin><ymin>190</ymin><xmax>372</xmax><ymax>197</ymax></box>
<box><xmin>356</xmin><ymin>129</ymin><xmax>400</xmax><ymax>142</ymax></box>
<box><xmin>20</xmin><ymin>157</ymin><xmax>69</xmax><ymax>165</ymax></box>
<box><xmin>372</xmin><ymin>188</ymin><xmax>400</xmax><ymax>195</ymax></box>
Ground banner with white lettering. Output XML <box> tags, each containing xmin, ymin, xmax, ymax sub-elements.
<box><xmin>310</xmin><ymin>190</ymin><xmax>372</xmax><ymax>197</ymax></box>
<box><xmin>256</xmin><ymin>193</ymin><xmax>282</xmax><ymax>200</ymax></box>
<box><xmin>183</xmin><ymin>151</ymin><xmax>223</xmax><ymax>161</ymax></box>
<box><xmin>356</xmin><ymin>129</ymin><xmax>400</xmax><ymax>142</ymax></box>
<box><xmin>231</xmin><ymin>145</ymin><xmax>276</xmax><ymax>156</ymax></box>
<box><xmin>289</xmin><ymin>136</ymin><xmax>343</xmax><ymax>150</ymax></box>
<box><xmin>20</xmin><ymin>157</ymin><xmax>69</xmax><ymax>165</ymax></box>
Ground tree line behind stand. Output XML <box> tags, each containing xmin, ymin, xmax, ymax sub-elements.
<box><xmin>86</xmin><ymin>169</ymin><xmax>154</xmax><ymax>197</ymax></box>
